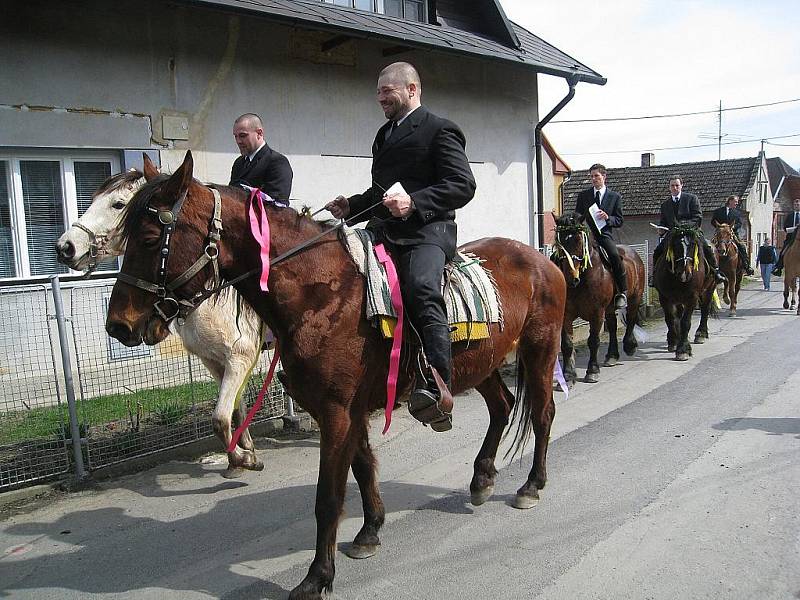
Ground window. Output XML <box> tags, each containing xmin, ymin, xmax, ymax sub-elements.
<box><xmin>320</xmin><ymin>0</ymin><xmax>426</xmax><ymax>22</ymax></box>
<box><xmin>0</xmin><ymin>150</ymin><xmax>120</xmax><ymax>279</ymax></box>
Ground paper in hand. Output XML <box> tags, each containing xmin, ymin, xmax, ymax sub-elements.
<box><xmin>385</xmin><ymin>181</ymin><xmax>407</xmax><ymax>197</ymax></box>
<box><xmin>588</xmin><ymin>202</ymin><xmax>607</xmax><ymax>231</ymax></box>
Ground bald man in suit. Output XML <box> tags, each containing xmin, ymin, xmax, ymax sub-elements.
<box><xmin>230</xmin><ymin>113</ymin><xmax>292</xmax><ymax>202</ymax></box>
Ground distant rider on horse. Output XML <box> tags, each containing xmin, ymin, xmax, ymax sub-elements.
<box><xmin>710</xmin><ymin>194</ymin><xmax>754</xmax><ymax>276</ymax></box>
<box><xmin>771</xmin><ymin>197</ymin><xmax>800</xmax><ymax>277</ymax></box>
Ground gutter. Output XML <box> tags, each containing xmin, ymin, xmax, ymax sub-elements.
<box><xmin>533</xmin><ymin>74</ymin><xmax>580</xmax><ymax>249</ymax></box>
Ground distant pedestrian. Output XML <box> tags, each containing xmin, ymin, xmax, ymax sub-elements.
<box><xmin>756</xmin><ymin>238</ymin><xmax>778</xmax><ymax>290</ymax></box>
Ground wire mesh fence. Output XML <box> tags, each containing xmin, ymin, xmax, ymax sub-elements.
<box><xmin>0</xmin><ymin>277</ymin><xmax>287</xmax><ymax>492</ymax></box>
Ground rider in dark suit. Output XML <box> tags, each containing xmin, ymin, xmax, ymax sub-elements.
<box><xmin>652</xmin><ymin>176</ymin><xmax>726</xmax><ymax>284</ymax></box>
<box><xmin>772</xmin><ymin>197</ymin><xmax>800</xmax><ymax>276</ymax></box>
<box><xmin>710</xmin><ymin>195</ymin><xmax>754</xmax><ymax>275</ymax></box>
<box><xmin>573</xmin><ymin>163</ymin><xmax>627</xmax><ymax>309</ymax></box>
<box><xmin>230</xmin><ymin>113</ymin><xmax>293</xmax><ymax>202</ymax></box>
<box><xmin>327</xmin><ymin>62</ymin><xmax>476</xmax><ymax>431</ymax></box>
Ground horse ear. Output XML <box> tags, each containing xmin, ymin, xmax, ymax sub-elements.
<box><xmin>142</xmin><ymin>153</ymin><xmax>160</xmax><ymax>181</ymax></box>
<box><xmin>162</xmin><ymin>150</ymin><xmax>194</xmax><ymax>203</ymax></box>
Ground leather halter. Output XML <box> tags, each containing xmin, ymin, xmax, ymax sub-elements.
<box><xmin>116</xmin><ymin>187</ymin><xmax>223</xmax><ymax>323</ymax></box>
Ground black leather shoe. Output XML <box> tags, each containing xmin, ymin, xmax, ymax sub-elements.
<box><xmin>714</xmin><ymin>270</ymin><xmax>727</xmax><ymax>284</ymax></box>
<box><xmin>614</xmin><ymin>292</ymin><xmax>627</xmax><ymax>310</ymax></box>
<box><xmin>772</xmin><ymin>266</ymin><xmax>782</xmax><ymax>276</ymax></box>
<box><xmin>408</xmin><ymin>370</ymin><xmax>453</xmax><ymax>432</ymax></box>
<box><xmin>746</xmin><ymin>266</ymin><xmax>754</xmax><ymax>276</ymax></box>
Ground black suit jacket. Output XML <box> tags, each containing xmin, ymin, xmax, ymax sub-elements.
<box><xmin>346</xmin><ymin>106</ymin><xmax>476</xmax><ymax>256</ymax></box>
<box><xmin>710</xmin><ymin>206</ymin><xmax>743</xmax><ymax>235</ymax></box>
<box><xmin>574</xmin><ymin>187</ymin><xmax>623</xmax><ymax>237</ymax></box>
<box><xmin>229</xmin><ymin>143</ymin><xmax>293</xmax><ymax>201</ymax></box>
<box><xmin>783</xmin><ymin>210</ymin><xmax>800</xmax><ymax>230</ymax></box>
<box><xmin>659</xmin><ymin>192</ymin><xmax>702</xmax><ymax>229</ymax></box>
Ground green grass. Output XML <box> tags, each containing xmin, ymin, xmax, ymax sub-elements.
<box><xmin>0</xmin><ymin>380</ymin><xmax>218</xmax><ymax>446</ymax></box>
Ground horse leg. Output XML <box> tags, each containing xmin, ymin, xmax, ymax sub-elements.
<box><xmin>471</xmin><ymin>370</ymin><xmax>514</xmax><ymax>505</ymax></box>
<box><xmin>513</xmin><ymin>340</ymin><xmax>556</xmax><ymax>510</ymax></box>
<box><xmin>722</xmin><ymin>278</ymin><xmax>730</xmax><ymax>305</ymax></box>
<box><xmin>663</xmin><ymin>303</ymin><xmax>677</xmax><ymax>352</ymax></box>
<box><xmin>560</xmin><ymin>323</ymin><xmax>577</xmax><ymax>389</ymax></box>
<box><xmin>676</xmin><ymin>305</ymin><xmax>692</xmax><ymax>361</ymax></box>
<box><xmin>583</xmin><ymin>317</ymin><xmax>602</xmax><ymax>383</ymax></box>
<box><xmin>346</xmin><ymin>417</ymin><xmax>386</xmax><ymax>559</ymax></box>
<box><xmin>603</xmin><ymin>311</ymin><xmax>620</xmax><ymax>367</ymax></box>
<box><xmin>783</xmin><ymin>281</ymin><xmax>790</xmax><ymax>309</ymax></box>
<box><xmin>694</xmin><ymin>296</ymin><xmax>710</xmax><ymax>344</ymax></box>
<box><xmin>622</xmin><ymin>298</ymin><xmax>639</xmax><ymax>356</ymax></box>
<box><xmin>290</xmin><ymin>407</ymin><xmax>357</xmax><ymax>600</ymax></box>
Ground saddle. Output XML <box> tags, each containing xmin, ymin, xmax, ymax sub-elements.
<box><xmin>345</xmin><ymin>228</ymin><xmax>503</xmax><ymax>342</ymax></box>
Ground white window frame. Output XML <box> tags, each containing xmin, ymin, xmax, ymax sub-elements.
<box><xmin>0</xmin><ymin>149</ymin><xmax>121</xmax><ymax>280</ymax></box>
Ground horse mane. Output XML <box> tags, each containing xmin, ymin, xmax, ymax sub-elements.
<box><xmin>94</xmin><ymin>169</ymin><xmax>143</xmax><ymax>199</ymax></box>
<box><xmin>119</xmin><ymin>174</ymin><xmax>170</xmax><ymax>245</ymax></box>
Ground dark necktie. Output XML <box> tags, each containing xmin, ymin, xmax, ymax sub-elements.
<box><xmin>795</xmin><ymin>212</ymin><xmax>799</xmax><ymax>227</ymax></box>
<box><xmin>595</xmin><ymin>190</ymin><xmax>601</xmax><ymax>205</ymax></box>
<box><xmin>243</xmin><ymin>156</ymin><xmax>251</xmax><ymax>167</ymax></box>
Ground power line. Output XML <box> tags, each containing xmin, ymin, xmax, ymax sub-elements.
<box><xmin>550</xmin><ymin>97</ymin><xmax>800</xmax><ymax>124</ymax></box>
<box><xmin>560</xmin><ymin>132</ymin><xmax>800</xmax><ymax>156</ymax></box>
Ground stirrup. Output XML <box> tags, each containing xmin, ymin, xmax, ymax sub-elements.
<box><xmin>408</xmin><ymin>368</ymin><xmax>453</xmax><ymax>432</ymax></box>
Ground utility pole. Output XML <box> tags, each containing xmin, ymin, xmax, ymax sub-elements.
<box><xmin>717</xmin><ymin>100</ymin><xmax>722</xmax><ymax>160</ymax></box>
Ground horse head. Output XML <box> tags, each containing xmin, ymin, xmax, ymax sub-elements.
<box><xmin>665</xmin><ymin>221</ymin><xmax>701</xmax><ymax>283</ymax></box>
<box><xmin>553</xmin><ymin>214</ymin><xmax>592</xmax><ymax>287</ymax></box>
<box><xmin>105</xmin><ymin>151</ymin><xmax>224</xmax><ymax>347</ymax></box>
<box><xmin>713</xmin><ymin>223</ymin><xmax>735</xmax><ymax>258</ymax></box>
<box><xmin>55</xmin><ymin>169</ymin><xmax>147</xmax><ymax>271</ymax></box>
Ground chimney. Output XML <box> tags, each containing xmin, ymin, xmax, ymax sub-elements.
<box><xmin>641</xmin><ymin>152</ymin><xmax>655</xmax><ymax>168</ymax></box>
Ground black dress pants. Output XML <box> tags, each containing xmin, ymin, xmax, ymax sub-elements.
<box><xmin>391</xmin><ymin>242</ymin><xmax>452</xmax><ymax>386</ymax></box>
<box><xmin>596</xmin><ymin>233</ymin><xmax>627</xmax><ymax>293</ymax></box>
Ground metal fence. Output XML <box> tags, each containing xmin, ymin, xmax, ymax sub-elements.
<box><xmin>0</xmin><ymin>276</ymin><xmax>287</xmax><ymax>492</ymax></box>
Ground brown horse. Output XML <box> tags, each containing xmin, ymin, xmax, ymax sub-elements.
<box><xmin>653</xmin><ymin>223</ymin><xmax>716</xmax><ymax>360</ymax></box>
<box><xmin>712</xmin><ymin>223</ymin><xmax>744</xmax><ymax>316</ymax></box>
<box><xmin>551</xmin><ymin>214</ymin><xmax>645</xmax><ymax>385</ymax></box>
<box><xmin>105</xmin><ymin>151</ymin><xmax>566</xmax><ymax>599</ymax></box>
<box><xmin>781</xmin><ymin>237</ymin><xmax>800</xmax><ymax>314</ymax></box>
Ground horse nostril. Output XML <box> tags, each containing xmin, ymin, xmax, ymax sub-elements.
<box><xmin>56</xmin><ymin>240</ymin><xmax>75</xmax><ymax>260</ymax></box>
<box><xmin>106</xmin><ymin>320</ymin><xmax>133</xmax><ymax>344</ymax></box>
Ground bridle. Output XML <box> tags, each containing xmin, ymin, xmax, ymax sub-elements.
<box><xmin>70</xmin><ymin>221</ymin><xmax>111</xmax><ymax>273</ymax></box>
<box><xmin>553</xmin><ymin>224</ymin><xmax>592</xmax><ymax>281</ymax></box>
<box><xmin>116</xmin><ymin>186</ymin><xmax>223</xmax><ymax>323</ymax></box>
<box><xmin>665</xmin><ymin>228</ymin><xmax>700</xmax><ymax>275</ymax></box>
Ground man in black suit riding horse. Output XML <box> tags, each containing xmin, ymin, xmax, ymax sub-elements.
<box><xmin>710</xmin><ymin>195</ymin><xmax>754</xmax><ymax>275</ymax></box>
<box><xmin>327</xmin><ymin>62</ymin><xmax>476</xmax><ymax>432</ymax></box>
<box><xmin>652</xmin><ymin>175</ymin><xmax>726</xmax><ymax>285</ymax></box>
<box><xmin>230</xmin><ymin>113</ymin><xmax>293</xmax><ymax>202</ymax></box>
<box><xmin>772</xmin><ymin>197</ymin><xmax>800</xmax><ymax>276</ymax></box>
<box><xmin>573</xmin><ymin>163</ymin><xmax>628</xmax><ymax>310</ymax></box>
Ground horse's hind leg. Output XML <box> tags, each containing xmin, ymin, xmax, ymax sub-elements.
<box><xmin>346</xmin><ymin>417</ymin><xmax>386</xmax><ymax>559</ymax></box>
<box><xmin>471</xmin><ymin>370</ymin><xmax>514</xmax><ymax>506</ymax></box>
<box><xmin>603</xmin><ymin>311</ymin><xmax>620</xmax><ymax>367</ymax></box>
<box><xmin>513</xmin><ymin>340</ymin><xmax>556</xmax><ymax>510</ymax></box>
<box><xmin>694</xmin><ymin>297</ymin><xmax>710</xmax><ymax>343</ymax></box>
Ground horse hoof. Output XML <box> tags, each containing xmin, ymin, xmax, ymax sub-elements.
<box><xmin>344</xmin><ymin>542</ymin><xmax>379</xmax><ymax>559</ymax></box>
<box><xmin>583</xmin><ymin>372</ymin><xmax>599</xmax><ymax>383</ymax></box>
<box><xmin>667</xmin><ymin>344</ymin><xmax>676</xmax><ymax>353</ymax></box>
<box><xmin>602</xmin><ymin>357</ymin><xmax>618</xmax><ymax>367</ymax></box>
<box><xmin>675</xmin><ymin>353</ymin><xmax>690</xmax><ymax>361</ymax></box>
<box><xmin>221</xmin><ymin>467</ymin><xmax>245</xmax><ymax>479</ymax></box>
<box><xmin>471</xmin><ymin>485</ymin><xmax>494</xmax><ymax>506</ymax></box>
<box><xmin>693</xmin><ymin>336</ymin><xmax>705</xmax><ymax>344</ymax></box>
<box><xmin>246</xmin><ymin>459</ymin><xmax>265</xmax><ymax>472</ymax></box>
<box><xmin>512</xmin><ymin>492</ymin><xmax>539</xmax><ymax>510</ymax></box>
<box><xmin>784</xmin><ymin>301</ymin><xmax>790</xmax><ymax>309</ymax></box>
<box><xmin>729</xmin><ymin>310</ymin><xmax>736</xmax><ymax>317</ymax></box>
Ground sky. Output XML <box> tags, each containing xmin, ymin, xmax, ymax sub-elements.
<box><xmin>501</xmin><ymin>0</ymin><xmax>800</xmax><ymax>172</ymax></box>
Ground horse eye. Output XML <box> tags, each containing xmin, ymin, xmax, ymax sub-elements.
<box><xmin>112</xmin><ymin>201</ymin><xmax>126</xmax><ymax>210</ymax></box>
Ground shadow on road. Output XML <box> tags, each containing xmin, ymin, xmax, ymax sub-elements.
<box><xmin>713</xmin><ymin>417</ymin><xmax>800</xmax><ymax>437</ymax></box>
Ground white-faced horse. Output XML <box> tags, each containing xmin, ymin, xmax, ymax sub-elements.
<box><xmin>55</xmin><ymin>170</ymin><xmax>268</xmax><ymax>478</ymax></box>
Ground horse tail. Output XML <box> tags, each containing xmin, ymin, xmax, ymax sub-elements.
<box><xmin>503</xmin><ymin>351</ymin><xmax>536</xmax><ymax>461</ymax></box>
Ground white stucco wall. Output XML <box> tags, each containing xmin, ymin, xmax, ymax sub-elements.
<box><xmin>1</xmin><ymin>0</ymin><xmax>540</xmax><ymax>246</ymax></box>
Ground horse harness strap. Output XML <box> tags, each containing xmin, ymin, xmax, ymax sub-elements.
<box><xmin>117</xmin><ymin>187</ymin><xmax>223</xmax><ymax>323</ymax></box>
<box><xmin>71</xmin><ymin>221</ymin><xmax>109</xmax><ymax>273</ymax></box>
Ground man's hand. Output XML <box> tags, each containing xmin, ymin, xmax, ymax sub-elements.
<box><xmin>597</xmin><ymin>209</ymin><xmax>609</xmax><ymax>220</ymax></box>
<box><xmin>326</xmin><ymin>195</ymin><xmax>350</xmax><ymax>219</ymax></box>
<box><xmin>383</xmin><ymin>192</ymin><xmax>414</xmax><ymax>218</ymax></box>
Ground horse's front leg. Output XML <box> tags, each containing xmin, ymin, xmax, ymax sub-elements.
<box><xmin>661</xmin><ymin>299</ymin><xmax>676</xmax><ymax>352</ymax></box>
<box><xmin>694</xmin><ymin>295</ymin><xmax>711</xmax><ymax>343</ymax></box>
<box><xmin>583</xmin><ymin>315</ymin><xmax>602</xmax><ymax>383</ymax></box>
<box><xmin>291</xmin><ymin>407</ymin><xmax>356</xmax><ymax>600</ymax></box>
<box><xmin>560</xmin><ymin>321</ymin><xmax>577</xmax><ymax>389</ymax></box>
<box><xmin>603</xmin><ymin>310</ymin><xmax>620</xmax><ymax>367</ymax></box>
<box><xmin>622</xmin><ymin>298</ymin><xmax>639</xmax><ymax>356</ymax></box>
<box><xmin>346</xmin><ymin>417</ymin><xmax>386</xmax><ymax>558</ymax></box>
<box><xmin>676</xmin><ymin>304</ymin><xmax>693</xmax><ymax>361</ymax></box>
<box><xmin>471</xmin><ymin>370</ymin><xmax>514</xmax><ymax>505</ymax></box>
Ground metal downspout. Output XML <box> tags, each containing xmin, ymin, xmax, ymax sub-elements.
<box><xmin>534</xmin><ymin>74</ymin><xmax>580</xmax><ymax>249</ymax></box>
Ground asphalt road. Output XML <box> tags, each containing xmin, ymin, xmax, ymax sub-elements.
<box><xmin>1</xmin><ymin>282</ymin><xmax>799</xmax><ymax>600</ymax></box>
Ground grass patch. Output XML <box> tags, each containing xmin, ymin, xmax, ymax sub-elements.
<box><xmin>0</xmin><ymin>380</ymin><xmax>218</xmax><ymax>445</ymax></box>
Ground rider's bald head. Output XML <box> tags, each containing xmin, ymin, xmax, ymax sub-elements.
<box><xmin>378</xmin><ymin>62</ymin><xmax>421</xmax><ymax>90</ymax></box>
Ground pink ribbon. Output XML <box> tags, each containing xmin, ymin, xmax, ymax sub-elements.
<box><xmin>248</xmin><ymin>187</ymin><xmax>271</xmax><ymax>292</ymax></box>
<box><xmin>227</xmin><ymin>347</ymin><xmax>281</xmax><ymax>453</ymax></box>
<box><xmin>374</xmin><ymin>243</ymin><xmax>404</xmax><ymax>434</ymax></box>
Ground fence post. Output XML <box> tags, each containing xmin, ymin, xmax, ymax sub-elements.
<box><xmin>50</xmin><ymin>275</ymin><xmax>88</xmax><ymax>482</ymax></box>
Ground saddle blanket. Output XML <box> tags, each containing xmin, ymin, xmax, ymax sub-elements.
<box><xmin>345</xmin><ymin>228</ymin><xmax>503</xmax><ymax>341</ymax></box>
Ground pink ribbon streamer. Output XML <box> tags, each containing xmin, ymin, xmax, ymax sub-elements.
<box><xmin>227</xmin><ymin>347</ymin><xmax>281</xmax><ymax>453</ymax></box>
<box><xmin>248</xmin><ymin>187</ymin><xmax>271</xmax><ymax>292</ymax></box>
<box><xmin>374</xmin><ymin>243</ymin><xmax>404</xmax><ymax>434</ymax></box>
